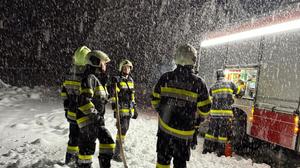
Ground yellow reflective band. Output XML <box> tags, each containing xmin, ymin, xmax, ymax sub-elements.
<box><xmin>161</xmin><ymin>87</ymin><xmax>198</xmax><ymax>99</ymax></box>
<box><xmin>77</xmin><ymin>116</ymin><xmax>89</xmax><ymax>124</ymax></box>
<box><xmin>63</xmin><ymin>80</ymin><xmax>81</xmax><ymax>86</ymax></box>
<box><xmin>218</xmin><ymin>136</ymin><xmax>228</xmax><ymax>142</ymax></box>
<box><xmin>120</xmin><ymin>109</ymin><xmax>133</xmax><ymax>113</ymax></box>
<box><xmin>156</xmin><ymin>163</ymin><xmax>170</xmax><ymax>168</ymax></box>
<box><xmin>212</xmin><ymin>88</ymin><xmax>233</xmax><ymax>94</ymax></box>
<box><xmin>151</xmin><ymin>100</ymin><xmax>160</xmax><ymax>109</ymax></box>
<box><xmin>159</xmin><ymin>117</ymin><xmax>195</xmax><ymax>136</ymax></box>
<box><xmin>67</xmin><ymin>111</ymin><xmax>76</xmax><ymax>117</ymax></box>
<box><xmin>79</xmin><ymin>102</ymin><xmax>95</xmax><ymax>112</ymax></box>
<box><xmin>99</xmin><ymin>144</ymin><xmax>116</xmax><ymax>149</ymax></box>
<box><xmin>197</xmin><ymin>98</ymin><xmax>211</xmax><ymax>107</ymax></box>
<box><xmin>205</xmin><ymin>133</ymin><xmax>217</xmax><ymax>140</ymax></box>
<box><xmin>151</xmin><ymin>100</ymin><xmax>160</xmax><ymax>105</ymax></box>
<box><xmin>210</xmin><ymin>109</ymin><xmax>233</xmax><ymax>114</ymax></box>
<box><xmin>67</xmin><ymin>145</ymin><xmax>79</xmax><ymax>152</ymax></box>
<box><xmin>60</xmin><ymin>92</ymin><xmax>67</xmax><ymax>97</ymax></box>
<box><xmin>80</xmin><ymin>88</ymin><xmax>94</xmax><ymax>95</ymax></box>
<box><xmin>111</xmin><ymin>97</ymin><xmax>116</xmax><ymax>102</ymax></box>
<box><xmin>132</xmin><ymin>94</ymin><xmax>135</xmax><ymax>101</ymax></box>
<box><xmin>152</xmin><ymin>92</ymin><xmax>161</xmax><ymax>98</ymax></box>
<box><xmin>198</xmin><ymin>110</ymin><xmax>209</xmax><ymax>116</ymax></box>
<box><xmin>119</xmin><ymin>82</ymin><xmax>134</xmax><ymax>87</ymax></box>
<box><xmin>116</xmin><ymin>134</ymin><xmax>126</xmax><ymax>140</ymax></box>
<box><xmin>78</xmin><ymin>154</ymin><xmax>93</xmax><ymax>160</ymax></box>
<box><xmin>116</xmin><ymin>86</ymin><xmax>120</xmax><ymax>92</ymax></box>
<box><xmin>95</xmin><ymin>85</ymin><xmax>105</xmax><ymax>91</ymax></box>
<box><xmin>237</xmin><ymin>86</ymin><xmax>241</xmax><ymax>94</ymax></box>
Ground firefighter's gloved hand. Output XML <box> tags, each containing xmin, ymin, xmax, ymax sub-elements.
<box><xmin>80</xmin><ymin>125</ymin><xmax>91</xmax><ymax>134</ymax></box>
<box><xmin>190</xmin><ymin>141</ymin><xmax>197</xmax><ymax>150</ymax></box>
<box><xmin>191</xmin><ymin>128</ymin><xmax>199</xmax><ymax>150</ymax></box>
<box><xmin>64</xmin><ymin>111</ymin><xmax>68</xmax><ymax>119</ymax></box>
<box><xmin>132</xmin><ymin>109</ymin><xmax>138</xmax><ymax>119</ymax></box>
<box><xmin>89</xmin><ymin>112</ymin><xmax>100</xmax><ymax>121</ymax></box>
<box><xmin>64</xmin><ymin>108</ymin><xmax>69</xmax><ymax>119</ymax></box>
<box><xmin>131</xmin><ymin>103</ymin><xmax>138</xmax><ymax>119</ymax></box>
<box><xmin>113</xmin><ymin>110</ymin><xmax>116</xmax><ymax>118</ymax></box>
<box><xmin>190</xmin><ymin>134</ymin><xmax>198</xmax><ymax>150</ymax></box>
<box><xmin>63</xmin><ymin>99</ymin><xmax>69</xmax><ymax>112</ymax></box>
<box><xmin>195</xmin><ymin>117</ymin><xmax>205</xmax><ymax>126</ymax></box>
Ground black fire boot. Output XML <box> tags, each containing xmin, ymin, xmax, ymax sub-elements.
<box><xmin>99</xmin><ymin>155</ymin><xmax>112</xmax><ymax>168</ymax></box>
<box><xmin>202</xmin><ymin>140</ymin><xmax>216</xmax><ymax>154</ymax></box>
<box><xmin>217</xmin><ymin>143</ymin><xmax>226</xmax><ymax>157</ymax></box>
<box><xmin>77</xmin><ymin>163</ymin><xmax>92</xmax><ymax>168</ymax></box>
<box><xmin>65</xmin><ymin>152</ymin><xmax>78</xmax><ymax>165</ymax></box>
<box><xmin>173</xmin><ymin>157</ymin><xmax>187</xmax><ymax>168</ymax></box>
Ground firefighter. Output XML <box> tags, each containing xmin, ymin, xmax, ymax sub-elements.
<box><xmin>61</xmin><ymin>45</ymin><xmax>91</xmax><ymax>165</ymax></box>
<box><xmin>202</xmin><ymin>69</ymin><xmax>243</xmax><ymax>156</ymax></box>
<box><xmin>109</xmin><ymin>59</ymin><xmax>138</xmax><ymax>162</ymax></box>
<box><xmin>151</xmin><ymin>44</ymin><xmax>211</xmax><ymax>168</ymax></box>
<box><xmin>76</xmin><ymin>50</ymin><xmax>115</xmax><ymax>168</ymax></box>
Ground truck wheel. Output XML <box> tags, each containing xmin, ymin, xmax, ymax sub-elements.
<box><xmin>232</xmin><ymin>108</ymin><xmax>250</xmax><ymax>155</ymax></box>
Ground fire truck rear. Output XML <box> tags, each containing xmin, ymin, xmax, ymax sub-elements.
<box><xmin>199</xmin><ymin>8</ymin><xmax>300</xmax><ymax>166</ymax></box>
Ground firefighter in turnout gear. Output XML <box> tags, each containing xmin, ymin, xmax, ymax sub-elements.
<box><xmin>61</xmin><ymin>46</ymin><xmax>91</xmax><ymax>165</ymax></box>
<box><xmin>76</xmin><ymin>50</ymin><xmax>115</xmax><ymax>168</ymax></box>
<box><xmin>109</xmin><ymin>59</ymin><xmax>138</xmax><ymax>162</ymax></box>
<box><xmin>202</xmin><ymin>69</ymin><xmax>243</xmax><ymax>156</ymax></box>
<box><xmin>151</xmin><ymin>44</ymin><xmax>211</xmax><ymax>168</ymax></box>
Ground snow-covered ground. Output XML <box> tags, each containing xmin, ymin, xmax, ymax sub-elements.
<box><xmin>0</xmin><ymin>86</ymin><xmax>270</xmax><ymax>168</ymax></box>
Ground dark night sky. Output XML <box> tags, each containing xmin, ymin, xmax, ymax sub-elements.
<box><xmin>0</xmin><ymin>0</ymin><xmax>296</xmax><ymax>87</ymax></box>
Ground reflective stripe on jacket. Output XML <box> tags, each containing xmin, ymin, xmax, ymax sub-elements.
<box><xmin>151</xmin><ymin>65</ymin><xmax>211</xmax><ymax>140</ymax></box>
<box><xmin>209</xmin><ymin>79</ymin><xmax>238</xmax><ymax>117</ymax></box>
<box><xmin>77</xmin><ymin>74</ymin><xmax>109</xmax><ymax>128</ymax></box>
<box><xmin>109</xmin><ymin>75</ymin><xmax>136</xmax><ymax>117</ymax></box>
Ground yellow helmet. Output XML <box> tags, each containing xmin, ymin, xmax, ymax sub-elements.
<box><xmin>119</xmin><ymin>59</ymin><xmax>133</xmax><ymax>72</ymax></box>
<box><xmin>73</xmin><ymin>46</ymin><xmax>91</xmax><ymax>66</ymax></box>
<box><xmin>86</xmin><ymin>50</ymin><xmax>111</xmax><ymax>67</ymax></box>
<box><xmin>174</xmin><ymin>44</ymin><xmax>197</xmax><ymax>66</ymax></box>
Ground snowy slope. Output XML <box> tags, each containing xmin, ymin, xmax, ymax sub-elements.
<box><xmin>0</xmin><ymin>86</ymin><xmax>270</xmax><ymax>168</ymax></box>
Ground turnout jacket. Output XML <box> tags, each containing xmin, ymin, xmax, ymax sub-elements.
<box><xmin>209</xmin><ymin>78</ymin><xmax>241</xmax><ymax>117</ymax></box>
<box><xmin>76</xmin><ymin>67</ymin><xmax>109</xmax><ymax>129</ymax></box>
<box><xmin>109</xmin><ymin>75</ymin><xmax>136</xmax><ymax>117</ymax></box>
<box><xmin>151</xmin><ymin>65</ymin><xmax>211</xmax><ymax>140</ymax></box>
<box><xmin>61</xmin><ymin>66</ymin><xmax>85</xmax><ymax>123</ymax></box>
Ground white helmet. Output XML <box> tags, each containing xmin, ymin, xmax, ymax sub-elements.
<box><xmin>118</xmin><ymin>59</ymin><xmax>133</xmax><ymax>72</ymax></box>
<box><xmin>86</xmin><ymin>50</ymin><xmax>110</xmax><ymax>67</ymax></box>
<box><xmin>174</xmin><ymin>44</ymin><xmax>197</xmax><ymax>66</ymax></box>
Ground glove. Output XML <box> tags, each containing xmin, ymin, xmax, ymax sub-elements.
<box><xmin>63</xmin><ymin>99</ymin><xmax>69</xmax><ymax>111</ymax></box>
<box><xmin>191</xmin><ymin>140</ymin><xmax>197</xmax><ymax>150</ymax></box>
<box><xmin>80</xmin><ymin>126</ymin><xmax>89</xmax><ymax>134</ymax></box>
<box><xmin>89</xmin><ymin>112</ymin><xmax>100</xmax><ymax>121</ymax></box>
<box><xmin>190</xmin><ymin>134</ymin><xmax>197</xmax><ymax>150</ymax></box>
<box><xmin>195</xmin><ymin>117</ymin><xmax>205</xmax><ymax>126</ymax></box>
<box><xmin>132</xmin><ymin>108</ymin><xmax>138</xmax><ymax>119</ymax></box>
<box><xmin>112</xmin><ymin>102</ymin><xmax>117</xmax><ymax>118</ymax></box>
<box><xmin>190</xmin><ymin>129</ymin><xmax>199</xmax><ymax>150</ymax></box>
<box><xmin>113</xmin><ymin>110</ymin><xmax>116</xmax><ymax>118</ymax></box>
<box><xmin>64</xmin><ymin>109</ymin><xmax>68</xmax><ymax>119</ymax></box>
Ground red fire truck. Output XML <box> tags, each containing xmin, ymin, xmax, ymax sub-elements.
<box><xmin>199</xmin><ymin>8</ymin><xmax>300</xmax><ymax>165</ymax></box>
